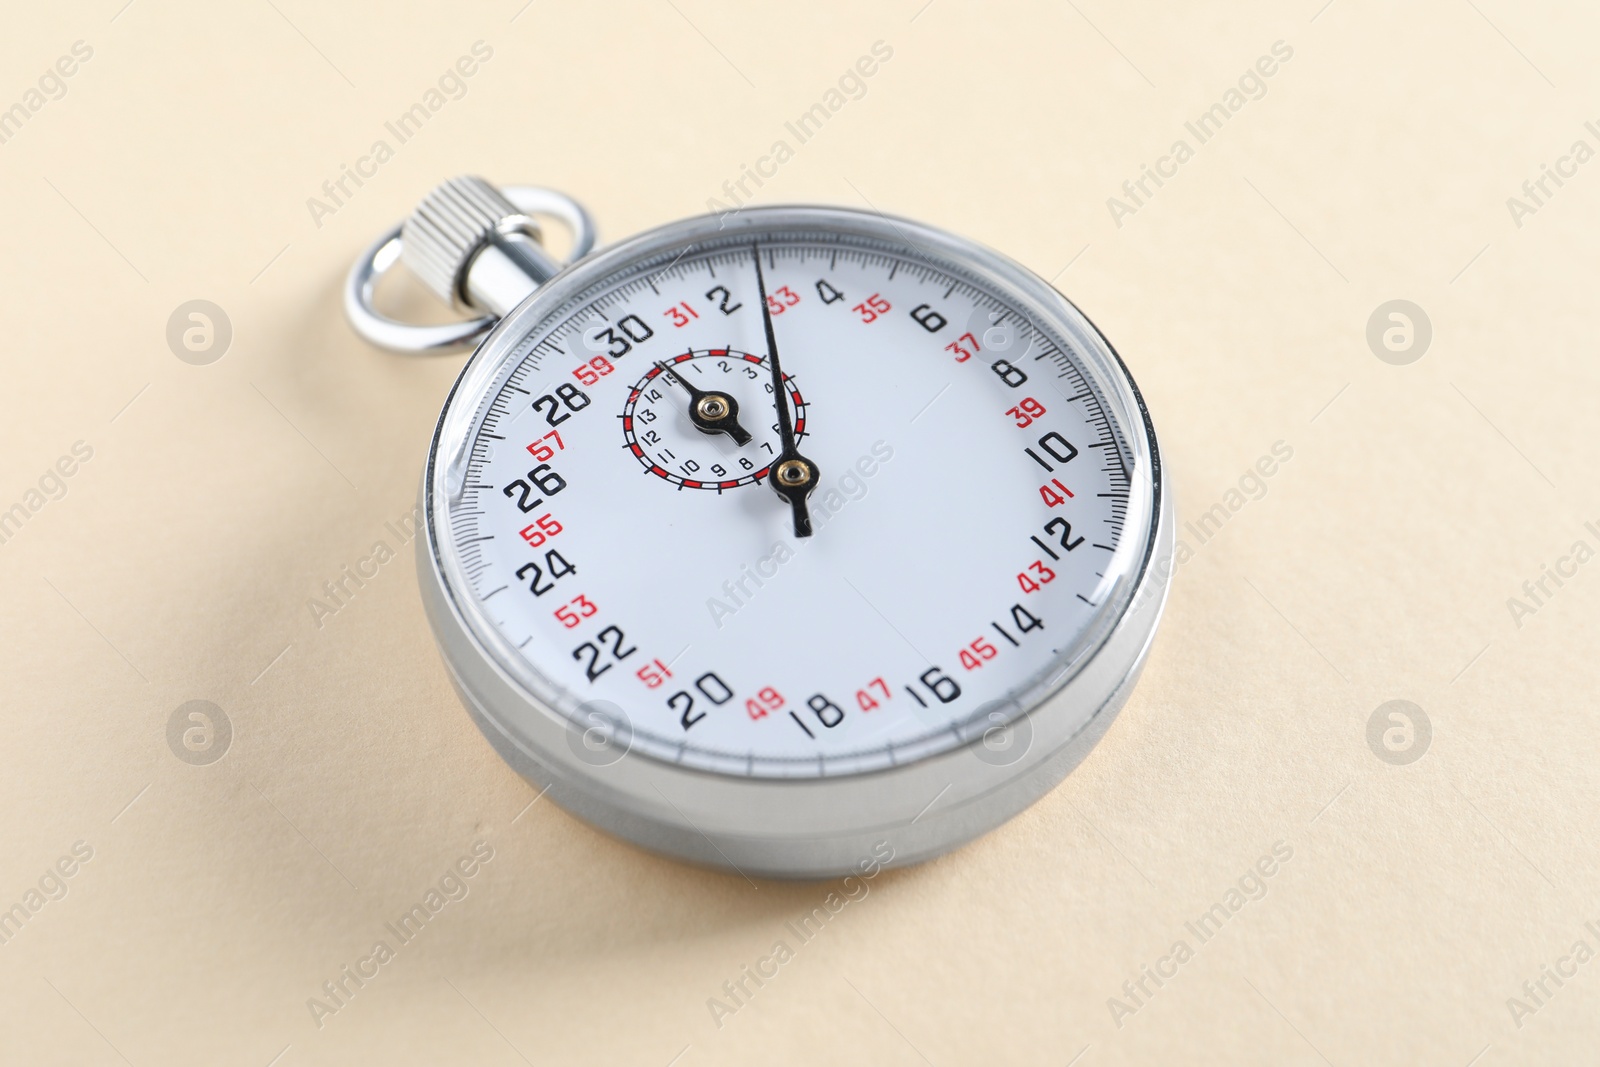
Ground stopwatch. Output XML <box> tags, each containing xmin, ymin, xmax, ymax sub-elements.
<box><xmin>345</xmin><ymin>177</ymin><xmax>1172</xmax><ymax>879</ymax></box>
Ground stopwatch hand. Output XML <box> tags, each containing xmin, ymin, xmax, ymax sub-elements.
<box><xmin>655</xmin><ymin>359</ymin><xmax>753</xmax><ymax>446</ymax></box>
<box><xmin>752</xmin><ymin>246</ymin><xmax>820</xmax><ymax>538</ymax></box>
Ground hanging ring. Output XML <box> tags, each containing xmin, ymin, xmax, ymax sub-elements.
<box><xmin>344</xmin><ymin>186</ymin><xmax>596</xmax><ymax>354</ymax></box>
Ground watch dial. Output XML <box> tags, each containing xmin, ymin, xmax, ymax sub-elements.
<box><xmin>433</xmin><ymin>222</ymin><xmax>1151</xmax><ymax>777</ymax></box>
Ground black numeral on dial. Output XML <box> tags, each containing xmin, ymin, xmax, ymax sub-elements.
<box><xmin>991</xmin><ymin>359</ymin><xmax>1028</xmax><ymax>387</ymax></box>
<box><xmin>1025</xmin><ymin>431</ymin><xmax>1078</xmax><ymax>472</ymax></box>
<box><xmin>533</xmin><ymin>384</ymin><xmax>591</xmax><ymax>427</ymax></box>
<box><xmin>706</xmin><ymin>285</ymin><xmax>742</xmax><ymax>315</ymax></box>
<box><xmin>670</xmin><ymin>671</ymin><xmax>735</xmax><ymax>730</ymax></box>
<box><xmin>815</xmin><ymin>279</ymin><xmax>844</xmax><ymax>304</ymax></box>
<box><xmin>516</xmin><ymin>549</ymin><xmax>576</xmax><ymax>597</ymax></box>
<box><xmin>573</xmin><ymin>625</ymin><xmax>637</xmax><ymax>682</ymax></box>
<box><xmin>910</xmin><ymin>303</ymin><xmax>948</xmax><ymax>332</ymax></box>
<box><xmin>502</xmin><ymin>463</ymin><xmax>567</xmax><ymax>513</ymax></box>
<box><xmin>904</xmin><ymin>667</ymin><xmax>962</xmax><ymax>708</ymax></box>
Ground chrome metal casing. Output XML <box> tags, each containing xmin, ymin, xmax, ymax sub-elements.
<box><xmin>416</xmin><ymin>206</ymin><xmax>1173</xmax><ymax>879</ymax></box>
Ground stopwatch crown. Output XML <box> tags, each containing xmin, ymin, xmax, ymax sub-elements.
<box><xmin>401</xmin><ymin>175</ymin><xmax>539</xmax><ymax>309</ymax></box>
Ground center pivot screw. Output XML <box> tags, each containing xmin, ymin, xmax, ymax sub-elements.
<box><xmin>775</xmin><ymin>459</ymin><xmax>813</xmax><ymax>487</ymax></box>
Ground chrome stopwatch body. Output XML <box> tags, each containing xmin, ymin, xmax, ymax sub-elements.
<box><xmin>348</xmin><ymin>179</ymin><xmax>1172</xmax><ymax>879</ymax></box>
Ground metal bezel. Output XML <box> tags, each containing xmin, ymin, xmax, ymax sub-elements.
<box><xmin>417</xmin><ymin>205</ymin><xmax>1172</xmax><ymax>879</ymax></box>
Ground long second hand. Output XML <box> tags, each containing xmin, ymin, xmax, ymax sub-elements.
<box><xmin>752</xmin><ymin>245</ymin><xmax>819</xmax><ymax>537</ymax></box>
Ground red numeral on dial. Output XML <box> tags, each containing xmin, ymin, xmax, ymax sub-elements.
<box><xmin>1006</xmin><ymin>397</ymin><xmax>1047</xmax><ymax>428</ymax></box>
<box><xmin>663</xmin><ymin>301</ymin><xmax>700</xmax><ymax>327</ymax></box>
<box><xmin>765</xmin><ymin>285</ymin><xmax>800</xmax><ymax>315</ymax></box>
<box><xmin>636</xmin><ymin>658</ymin><xmax>674</xmax><ymax>688</ymax></box>
<box><xmin>519</xmin><ymin>512</ymin><xmax>563</xmax><ymax>548</ymax></box>
<box><xmin>525</xmin><ymin>429</ymin><xmax>565</xmax><ymax>462</ymax></box>
<box><xmin>852</xmin><ymin>293</ymin><xmax>891</xmax><ymax>323</ymax></box>
<box><xmin>958</xmin><ymin>637</ymin><xmax>999</xmax><ymax>671</ymax></box>
<box><xmin>572</xmin><ymin>356</ymin><xmax>614</xmax><ymax>385</ymax></box>
<box><xmin>1038</xmin><ymin>479</ymin><xmax>1074</xmax><ymax>508</ymax></box>
<box><xmin>1016</xmin><ymin>560</ymin><xmax>1056</xmax><ymax>594</ymax></box>
<box><xmin>855</xmin><ymin>676</ymin><xmax>892</xmax><ymax>712</ymax></box>
<box><xmin>946</xmin><ymin>331</ymin><xmax>981</xmax><ymax>362</ymax></box>
<box><xmin>745</xmin><ymin>686</ymin><xmax>785</xmax><ymax>720</ymax></box>
<box><xmin>553</xmin><ymin>594</ymin><xmax>597</xmax><ymax>629</ymax></box>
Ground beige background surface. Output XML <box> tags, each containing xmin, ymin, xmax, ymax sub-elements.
<box><xmin>2</xmin><ymin>0</ymin><xmax>1596</xmax><ymax>1063</ymax></box>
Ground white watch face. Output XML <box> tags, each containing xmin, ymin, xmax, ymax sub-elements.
<box><xmin>430</xmin><ymin>214</ymin><xmax>1155</xmax><ymax>778</ymax></box>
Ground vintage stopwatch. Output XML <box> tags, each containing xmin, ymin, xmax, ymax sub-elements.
<box><xmin>345</xmin><ymin>178</ymin><xmax>1172</xmax><ymax>879</ymax></box>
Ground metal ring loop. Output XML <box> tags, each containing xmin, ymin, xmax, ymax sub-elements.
<box><xmin>344</xmin><ymin>186</ymin><xmax>596</xmax><ymax>354</ymax></box>
<box><xmin>499</xmin><ymin>186</ymin><xmax>596</xmax><ymax>263</ymax></box>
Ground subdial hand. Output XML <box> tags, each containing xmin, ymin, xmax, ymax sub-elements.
<box><xmin>654</xmin><ymin>358</ymin><xmax>753</xmax><ymax>445</ymax></box>
<box><xmin>752</xmin><ymin>245</ymin><xmax>820</xmax><ymax>538</ymax></box>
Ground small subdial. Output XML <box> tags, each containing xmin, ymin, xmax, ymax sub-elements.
<box><xmin>621</xmin><ymin>349</ymin><xmax>807</xmax><ymax>490</ymax></box>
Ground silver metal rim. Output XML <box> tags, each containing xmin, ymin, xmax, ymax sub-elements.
<box><xmin>343</xmin><ymin>186</ymin><xmax>597</xmax><ymax>354</ymax></box>
<box><xmin>417</xmin><ymin>205</ymin><xmax>1172</xmax><ymax>878</ymax></box>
